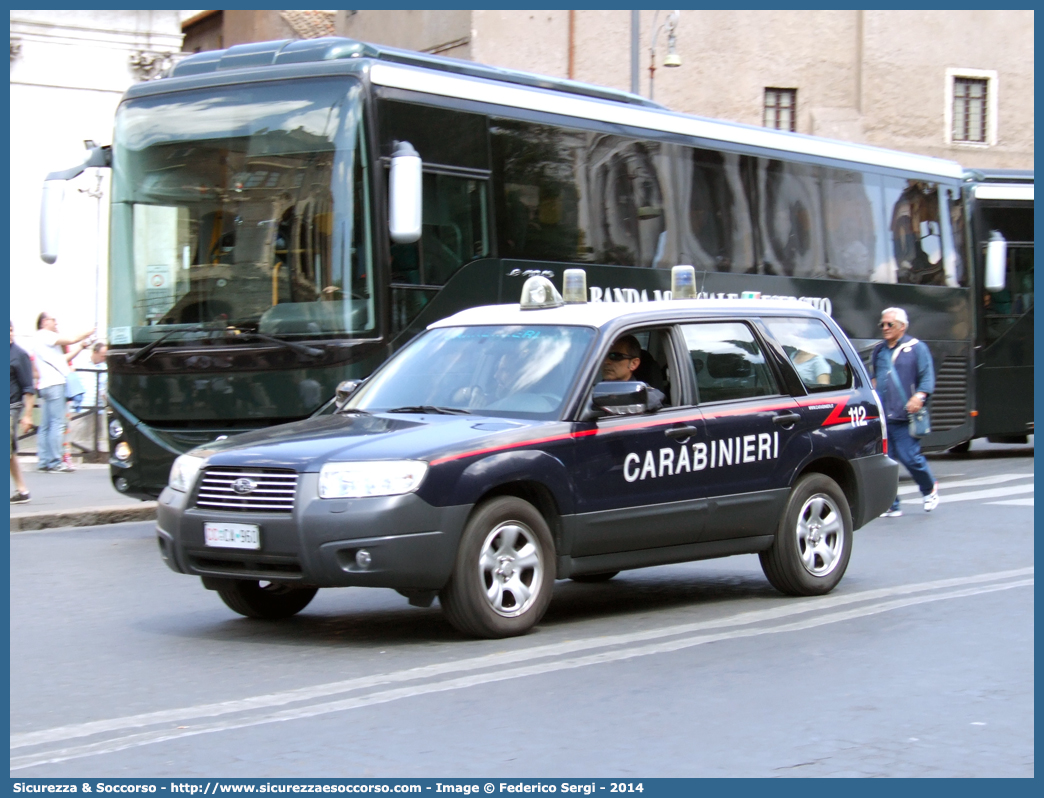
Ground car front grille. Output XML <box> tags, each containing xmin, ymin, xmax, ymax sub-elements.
<box><xmin>195</xmin><ymin>468</ymin><xmax>299</xmax><ymax>513</ymax></box>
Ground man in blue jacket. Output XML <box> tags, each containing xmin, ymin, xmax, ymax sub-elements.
<box><xmin>870</xmin><ymin>307</ymin><xmax>939</xmax><ymax>516</ymax></box>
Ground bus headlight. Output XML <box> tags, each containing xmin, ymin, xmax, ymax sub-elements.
<box><xmin>169</xmin><ymin>454</ymin><xmax>205</xmax><ymax>493</ymax></box>
<box><xmin>109</xmin><ymin>419</ymin><xmax>124</xmax><ymax>439</ymax></box>
<box><xmin>319</xmin><ymin>460</ymin><xmax>428</xmax><ymax>499</ymax></box>
<box><xmin>114</xmin><ymin>442</ymin><xmax>132</xmax><ymax>461</ymax></box>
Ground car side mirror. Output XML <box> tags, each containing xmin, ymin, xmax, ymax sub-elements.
<box><xmin>591</xmin><ymin>381</ymin><xmax>648</xmax><ymax>416</ymax></box>
<box><xmin>388</xmin><ymin>140</ymin><xmax>422</xmax><ymax>244</ymax></box>
<box><xmin>335</xmin><ymin>378</ymin><xmax>365</xmax><ymax>410</ymax></box>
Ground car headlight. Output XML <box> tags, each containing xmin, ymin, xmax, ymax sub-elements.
<box><xmin>169</xmin><ymin>454</ymin><xmax>205</xmax><ymax>493</ymax></box>
<box><xmin>318</xmin><ymin>460</ymin><xmax>428</xmax><ymax>499</ymax></box>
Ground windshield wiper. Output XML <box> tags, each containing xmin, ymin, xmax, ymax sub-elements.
<box><xmin>126</xmin><ymin>324</ymin><xmax>322</xmax><ymax>364</ymax></box>
<box><xmin>225</xmin><ymin>328</ymin><xmax>322</xmax><ymax>359</ymax></box>
<box><xmin>387</xmin><ymin>406</ymin><xmax>472</xmax><ymax>415</ymax></box>
<box><xmin>335</xmin><ymin>407</ymin><xmax>371</xmax><ymax>416</ymax></box>
<box><xmin>126</xmin><ymin>326</ymin><xmax>206</xmax><ymax>365</ymax></box>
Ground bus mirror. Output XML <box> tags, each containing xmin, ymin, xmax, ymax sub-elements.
<box><xmin>39</xmin><ymin>143</ymin><xmax>111</xmax><ymax>264</ymax></box>
<box><xmin>40</xmin><ymin>180</ymin><xmax>65</xmax><ymax>264</ymax></box>
<box><xmin>389</xmin><ymin>141</ymin><xmax>422</xmax><ymax>244</ymax></box>
<box><xmin>985</xmin><ymin>231</ymin><xmax>1007</xmax><ymax>291</ymax></box>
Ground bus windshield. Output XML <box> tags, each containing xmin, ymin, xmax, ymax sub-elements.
<box><xmin>109</xmin><ymin>76</ymin><xmax>374</xmax><ymax>346</ymax></box>
<box><xmin>349</xmin><ymin>325</ymin><xmax>597</xmax><ymax>419</ymax></box>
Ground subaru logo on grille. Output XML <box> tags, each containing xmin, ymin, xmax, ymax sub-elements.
<box><xmin>231</xmin><ymin>478</ymin><xmax>258</xmax><ymax>495</ymax></box>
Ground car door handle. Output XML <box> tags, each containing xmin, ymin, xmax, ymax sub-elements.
<box><xmin>665</xmin><ymin>425</ymin><xmax>700</xmax><ymax>440</ymax></box>
<box><xmin>772</xmin><ymin>411</ymin><xmax>801</xmax><ymax>428</ymax></box>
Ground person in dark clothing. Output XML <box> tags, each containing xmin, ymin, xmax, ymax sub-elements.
<box><xmin>869</xmin><ymin>307</ymin><xmax>938</xmax><ymax>517</ymax></box>
<box><xmin>10</xmin><ymin>322</ymin><xmax>36</xmax><ymax>504</ymax></box>
<box><xmin>602</xmin><ymin>334</ymin><xmax>665</xmax><ymax>411</ymax></box>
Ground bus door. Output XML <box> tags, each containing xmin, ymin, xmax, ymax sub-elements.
<box><xmin>977</xmin><ymin>198</ymin><xmax>1034</xmax><ymax>441</ymax></box>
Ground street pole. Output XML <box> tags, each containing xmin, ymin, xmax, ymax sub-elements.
<box><xmin>79</xmin><ymin>169</ymin><xmax>105</xmax><ymax>460</ymax></box>
<box><xmin>631</xmin><ymin>10</ymin><xmax>639</xmax><ymax>95</ymax></box>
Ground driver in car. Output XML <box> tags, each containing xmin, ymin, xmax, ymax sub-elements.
<box><xmin>602</xmin><ymin>334</ymin><xmax>664</xmax><ymax>411</ymax></box>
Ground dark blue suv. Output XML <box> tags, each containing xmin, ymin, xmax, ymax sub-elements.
<box><xmin>157</xmin><ymin>276</ymin><xmax>898</xmax><ymax>638</ymax></box>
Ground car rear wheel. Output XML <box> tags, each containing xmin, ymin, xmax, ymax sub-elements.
<box><xmin>570</xmin><ymin>571</ymin><xmax>619</xmax><ymax>583</ymax></box>
<box><xmin>214</xmin><ymin>579</ymin><xmax>318</xmax><ymax>619</ymax></box>
<box><xmin>440</xmin><ymin>496</ymin><xmax>555</xmax><ymax>638</ymax></box>
<box><xmin>759</xmin><ymin>473</ymin><xmax>852</xmax><ymax>596</ymax></box>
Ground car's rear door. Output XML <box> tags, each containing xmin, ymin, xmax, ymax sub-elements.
<box><xmin>679</xmin><ymin>319</ymin><xmax>812</xmax><ymax>543</ymax></box>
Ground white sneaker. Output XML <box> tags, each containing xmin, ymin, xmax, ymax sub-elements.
<box><xmin>924</xmin><ymin>483</ymin><xmax>939</xmax><ymax>512</ymax></box>
<box><xmin>880</xmin><ymin>507</ymin><xmax>903</xmax><ymax>518</ymax></box>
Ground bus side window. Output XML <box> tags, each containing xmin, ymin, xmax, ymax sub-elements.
<box><xmin>884</xmin><ymin>178</ymin><xmax>946</xmax><ymax>286</ymax></box>
<box><xmin>391</xmin><ymin>172</ymin><xmax>489</xmax><ymax>287</ymax></box>
<box><xmin>390</xmin><ymin>172</ymin><xmax>490</xmax><ymax>335</ymax></box>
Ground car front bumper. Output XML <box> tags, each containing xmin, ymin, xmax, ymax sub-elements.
<box><xmin>156</xmin><ymin>474</ymin><xmax>472</xmax><ymax>590</ymax></box>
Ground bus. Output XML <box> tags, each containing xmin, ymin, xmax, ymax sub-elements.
<box><xmin>960</xmin><ymin>169</ymin><xmax>1034</xmax><ymax>450</ymax></box>
<box><xmin>38</xmin><ymin>37</ymin><xmax>1028</xmax><ymax>499</ymax></box>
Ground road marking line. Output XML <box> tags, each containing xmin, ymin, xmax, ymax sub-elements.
<box><xmin>937</xmin><ymin>485</ymin><xmax>1034</xmax><ymax>504</ymax></box>
<box><xmin>988</xmin><ymin>498</ymin><xmax>1034</xmax><ymax>507</ymax></box>
<box><xmin>897</xmin><ymin>472</ymin><xmax>1032</xmax><ymax>495</ymax></box>
<box><xmin>11</xmin><ymin>567</ymin><xmax>1033</xmax><ymax>751</ymax></box>
<box><xmin>10</xmin><ymin>578</ymin><xmax>1032</xmax><ymax>771</ymax></box>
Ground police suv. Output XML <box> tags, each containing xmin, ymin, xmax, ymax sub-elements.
<box><xmin>157</xmin><ymin>268</ymin><xmax>898</xmax><ymax>638</ymax></box>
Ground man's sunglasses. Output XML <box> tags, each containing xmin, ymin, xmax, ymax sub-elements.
<box><xmin>604</xmin><ymin>351</ymin><xmax>634</xmax><ymax>362</ymax></box>
<box><xmin>878</xmin><ymin>321</ymin><xmax>900</xmax><ymax>329</ymax></box>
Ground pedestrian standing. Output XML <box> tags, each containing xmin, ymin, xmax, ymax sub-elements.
<box><xmin>32</xmin><ymin>312</ymin><xmax>93</xmax><ymax>472</ymax></box>
<box><xmin>870</xmin><ymin>307</ymin><xmax>939</xmax><ymax>516</ymax></box>
<box><xmin>10</xmin><ymin>322</ymin><xmax>36</xmax><ymax>503</ymax></box>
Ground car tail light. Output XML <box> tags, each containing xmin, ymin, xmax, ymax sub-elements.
<box><xmin>872</xmin><ymin>389</ymin><xmax>888</xmax><ymax>455</ymax></box>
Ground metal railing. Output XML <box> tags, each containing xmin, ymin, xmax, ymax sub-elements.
<box><xmin>15</xmin><ymin>366</ymin><xmax>108</xmax><ymax>463</ymax></box>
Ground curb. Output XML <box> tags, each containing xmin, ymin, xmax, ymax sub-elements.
<box><xmin>9</xmin><ymin>503</ymin><xmax>158</xmax><ymax>532</ymax></box>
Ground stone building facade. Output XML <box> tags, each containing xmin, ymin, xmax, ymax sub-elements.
<box><xmin>9</xmin><ymin>10</ymin><xmax>184</xmax><ymax>342</ymax></box>
<box><xmin>335</xmin><ymin>9</ymin><xmax>1033</xmax><ymax>171</ymax></box>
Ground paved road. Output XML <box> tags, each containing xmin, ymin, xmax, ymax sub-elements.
<box><xmin>10</xmin><ymin>448</ymin><xmax>1033</xmax><ymax>777</ymax></box>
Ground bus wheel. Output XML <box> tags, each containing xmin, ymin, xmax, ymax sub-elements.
<box><xmin>214</xmin><ymin>579</ymin><xmax>318</xmax><ymax>619</ymax></box>
<box><xmin>759</xmin><ymin>474</ymin><xmax>852</xmax><ymax>596</ymax></box>
<box><xmin>571</xmin><ymin>571</ymin><xmax>619</xmax><ymax>583</ymax></box>
<box><xmin>440</xmin><ymin>496</ymin><xmax>555</xmax><ymax>638</ymax></box>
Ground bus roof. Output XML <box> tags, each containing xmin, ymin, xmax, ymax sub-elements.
<box><xmin>964</xmin><ymin>168</ymin><xmax>1034</xmax><ymax>184</ymax></box>
<box><xmin>168</xmin><ymin>36</ymin><xmax>963</xmax><ymax>181</ymax></box>
<box><xmin>169</xmin><ymin>36</ymin><xmax>662</xmax><ymax>110</ymax></box>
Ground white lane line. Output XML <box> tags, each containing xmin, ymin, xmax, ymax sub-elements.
<box><xmin>11</xmin><ymin>578</ymin><xmax>1032</xmax><ymax>771</ymax></box>
<box><xmin>938</xmin><ymin>485</ymin><xmax>1034</xmax><ymax>504</ymax></box>
<box><xmin>897</xmin><ymin>472</ymin><xmax>1032</xmax><ymax>495</ymax></box>
<box><xmin>11</xmin><ymin>567</ymin><xmax>1033</xmax><ymax>751</ymax></box>
<box><xmin>988</xmin><ymin>498</ymin><xmax>1034</xmax><ymax>507</ymax></box>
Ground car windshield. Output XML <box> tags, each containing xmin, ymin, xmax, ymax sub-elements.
<box><xmin>349</xmin><ymin>325</ymin><xmax>597</xmax><ymax>419</ymax></box>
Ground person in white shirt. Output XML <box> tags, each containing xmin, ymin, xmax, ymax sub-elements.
<box><xmin>33</xmin><ymin>312</ymin><xmax>93</xmax><ymax>472</ymax></box>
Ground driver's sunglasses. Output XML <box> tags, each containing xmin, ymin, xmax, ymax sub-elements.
<box><xmin>878</xmin><ymin>321</ymin><xmax>899</xmax><ymax>329</ymax></box>
<box><xmin>604</xmin><ymin>351</ymin><xmax>633</xmax><ymax>362</ymax></box>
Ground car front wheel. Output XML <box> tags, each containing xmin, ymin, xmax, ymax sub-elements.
<box><xmin>440</xmin><ymin>496</ymin><xmax>555</xmax><ymax>638</ymax></box>
<box><xmin>759</xmin><ymin>473</ymin><xmax>852</xmax><ymax>596</ymax></box>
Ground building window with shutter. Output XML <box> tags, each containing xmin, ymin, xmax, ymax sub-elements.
<box><xmin>946</xmin><ymin>69</ymin><xmax>997</xmax><ymax>147</ymax></box>
<box><xmin>764</xmin><ymin>88</ymin><xmax>797</xmax><ymax>132</ymax></box>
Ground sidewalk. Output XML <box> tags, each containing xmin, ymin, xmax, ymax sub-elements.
<box><xmin>9</xmin><ymin>456</ymin><xmax>156</xmax><ymax>532</ymax></box>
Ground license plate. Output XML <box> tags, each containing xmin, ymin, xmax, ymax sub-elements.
<box><xmin>204</xmin><ymin>522</ymin><xmax>261</xmax><ymax>550</ymax></box>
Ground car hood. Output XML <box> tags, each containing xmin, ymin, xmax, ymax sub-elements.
<box><xmin>195</xmin><ymin>412</ymin><xmax>545</xmax><ymax>472</ymax></box>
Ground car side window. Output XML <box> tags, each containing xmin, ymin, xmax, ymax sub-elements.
<box><xmin>762</xmin><ymin>317</ymin><xmax>852</xmax><ymax>392</ymax></box>
<box><xmin>680</xmin><ymin>322</ymin><xmax>779</xmax><ymax>403</ymax></box>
